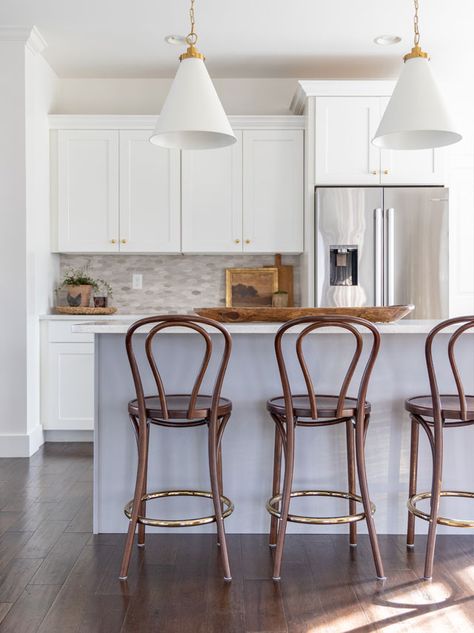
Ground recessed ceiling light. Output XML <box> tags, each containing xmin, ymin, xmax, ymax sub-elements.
<box><xmin>164</xmin><ymin>34</ymin><xmax>187</xmax><ymax>45</ymax></box>
<box><xmin>374</xmin><ymin>34</ymin><xmax>402</xmax><ymax>46</ymax></box>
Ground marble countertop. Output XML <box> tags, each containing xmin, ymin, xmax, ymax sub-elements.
<box><xmin>69</xmin><ymin>318</ymin><xmax>465</xmax><ymax>335</ymax></box>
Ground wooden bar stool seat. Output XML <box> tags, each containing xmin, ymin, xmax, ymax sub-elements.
<box><xmin>128</xmin><ymin>394</ymin><xmax>232</xmax><ymax>425</ymax></box>
<box><xmin>405</xmin><ymin>395</ymin><xmax>474</xmax><ymax>422</ymax></box>
<box><xmin>406</xmin><ymin>316</ymin><xmax>474</xmax><ymax>580</ymax></box>
<box><xmin>266</xmin><ymin>315</ymin><xmax>385</xmax><ymax>582</ymax></box>
<box><xmin>268</xmin><ymin>394</ymin><xmax>370</xmax><ymax>421</ymax></box>
<box><xmin>119</xmin><ymin>315</ymin><xmax>234</xmax><ymax>582</ymax></box>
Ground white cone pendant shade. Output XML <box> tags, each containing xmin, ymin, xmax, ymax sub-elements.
<box><xmin>150</xmin><ymin>56</ymin><xmax>236</xmax><ymax>150</ymax></box>
<box><xmin>373</xmin><ymin>56</ymin><xmax>461</xmax><ymax>150</ymax></box>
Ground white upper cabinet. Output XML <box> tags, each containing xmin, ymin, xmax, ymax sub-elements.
<box><xmin>56</xmin><ymin>130</ymin><xmax>119</xmax><ymax>252</ymax></box>
<box><xmin>119</xmin><ymin>131</ymin><xmax>180</xmax><ymax>252</ymax></box>
<box><xmin>314</xmin><ymin>96</ymin><xmax>445</xmax><ymax>186</ymax></box>
<box><xmin>315</xmin><ymin>97</ymin><xmax>380</xmax><ymax>185</ymax></box>
<box><xmin>51</xmin><ymin>117</ymin><xmax>304</xmax><ymax>254</ymax></box>
<box><xmin>182</xmin><ymin>131</ymin><xmax>243</xmax><ymax>252</ymax></box>
<box><xmin>243</xmin><ymin>130</ymin><xmax>304</xmax><ymax>253</ymax></box>
<box><xmin>379</xmin><ymin>98</ymin><xmax>444</xmax><ymax>185</ymax></box>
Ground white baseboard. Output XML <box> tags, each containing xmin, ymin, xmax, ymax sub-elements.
<box><xmin>44</xmin><ymin>430</ymin><xmax>93</xmax><ymax>442</ymax></box>
<box><xmin>0</xmin><ymin>424</ymin><xmax>44</xmax><ymax>457</ymax></box>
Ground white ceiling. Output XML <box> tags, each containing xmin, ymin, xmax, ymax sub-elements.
<box><xmin>0</xmin><ymin>0</ymin><xmax>472</xmax><ymax>79</ymax></box>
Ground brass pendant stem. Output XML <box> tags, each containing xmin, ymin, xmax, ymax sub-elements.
<box><xmin>403</xmin><ymin>0</ymin><xmax>430</xmax><ymax>62</ymax></box>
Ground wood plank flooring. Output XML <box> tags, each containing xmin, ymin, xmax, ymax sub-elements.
<box><xmin>0</xmin><ymin>442</ymin><xmax>473</xmax><ymax>632</ymax></box>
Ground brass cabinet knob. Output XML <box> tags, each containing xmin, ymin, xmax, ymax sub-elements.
<box><xmin>371</xmin><ymin>170</ymin><xmax>378</xmax><ymax>175</ymax></box>
<box><xmin>383</xmin><ymin>169</ymin><xmax>390</xmax><ymax>175</ymax></box>
<box><xmin>234</xmin><ymin>239</ymin><xmax>240</xmax><ymax>244</ymax></box>
<box><xmin>111</xmin><ymin>239</ymin><xmax>117</xmax><ymax>244</ymax></box>
<box><xmin>121</xmin><ymin>239</ymin><xmax>127</xmax><ymax>244</ymax></box>
<box><xmin>245</xmin><ymin>239</ymin><xmax>251</xmax><ymax>244</ymax></box>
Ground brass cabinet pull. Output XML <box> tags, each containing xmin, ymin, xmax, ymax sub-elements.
<box><xmin>371</xmin><ymin>170</ymin><xmax>378</xmax><ymax>175</ymax></box>
<box><xmin>121</xmin><ymin>239</ymin><xmax>127</xmax><ymax>244</ymax></box>
<box><xmin>383</xmin><ymin>169</ymin><xmax>390</xmax><ymax>175</ymax></box>
<box><xmin>245</xmin><ymin>239</ymin><xmax>251</xmax><ymax>244</ymax></box>
<box><xmin>234</xmin><ymin>239</ymin><xmax>240</xmax><ymax>244</ymax></box>
<box><xmin>111</xmin><ymin>239</ymin><xmax>117</xmax><ymax>244</ymax></box>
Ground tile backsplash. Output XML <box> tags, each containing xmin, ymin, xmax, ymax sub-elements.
<box><xmin>59</xmin><ymin>254</ymin><xmax>301</xmax><ymax>313</ymax></box>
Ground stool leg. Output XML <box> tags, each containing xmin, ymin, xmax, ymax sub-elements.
<box><xmin>120</xmin><ymin>416</ymin><xmax>148</xmax><ymax>580</ymax></box>
<box><xmin>269</xmin><ymin>419</ymin><xmax>283</xmax><ymax>547</ymax></box>
<box><xmin>356</xmin><ymin>413</ymin><xmax>386</xmax><ymax>580</ymax></box>
<box><xmin>208</xmin><ymin>415</ymin><xmax>232</xmax><ymax>581</ymax></box>
<box><xmin>273</xmin><ymin>416</ymin><xmax>295</xmax><ymax>581</ymax></box>
<box><xmin>137</xmin><ymin>422</ymin><xmax>150</xmax><ymax>548</ymax></box>
<box><xmin>216</xmin><ymin>414</ymin><xmax>231</xmax><ymax>547</ymax></box>
<box><xmin>407</xmin><ymin>417</ymin><xmax>419</xmax><ymax>548</ymax></box>
<box><xmin>346</xmin><ymin>418</ymin><xmax>357</xmax><ymax>547</ymax></box>
<box><xmin>424</xmin><ymin>419</ymin><xmax>443</xmax><ymax>580</ymax></box>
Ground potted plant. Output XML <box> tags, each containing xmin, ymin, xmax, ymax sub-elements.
<box><xmin>272</xmin><ymin>290</ymin><xmax>289</xmax><ymax>308</ymax></box>
<box><xmin>57</xmin><ymin>266</ymin><xmax>113</xmax><ymax>308</ymax></box>
<box><xmin>93</xmin><ymin>280</ymin><xmax>114</xmax><ymax>308</ymax></box>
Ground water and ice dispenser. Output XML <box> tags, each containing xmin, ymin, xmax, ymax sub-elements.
<box><xmin>329</xmin><ymin>246</ymin><xmax>358</xmax><ymax>286</ymax></box>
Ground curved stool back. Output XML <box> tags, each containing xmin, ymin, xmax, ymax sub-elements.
<box><xmin>274</xmin><ymin>315</ymin><xmax>380</xmax><ymax>423</ymax></box>
<box><xmin>425</xmin><ymin>316</ymin><xmax>474</xmax><ymax>424</ymax></box>
<box><xmin>126</xmin><ymin>314</ymin><xmax>232</xmax><ymax>424</ymax></box>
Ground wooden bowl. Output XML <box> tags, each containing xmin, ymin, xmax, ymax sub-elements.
<box><xmin>194</xmin><ymin>305</ymin><xmax>414</xmax><ymax>324</ymax></box>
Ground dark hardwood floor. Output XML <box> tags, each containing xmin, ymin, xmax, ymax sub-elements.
<box><xmin>0</xmin><ymin>442</ymin><xmax>473</xmax><ymax>632</ymax></box>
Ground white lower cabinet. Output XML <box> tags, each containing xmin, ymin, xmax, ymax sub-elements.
<box><xmin>41</xmin><ymin>321</ymin><xmax>94</xmax><ymax>431</ymax></box>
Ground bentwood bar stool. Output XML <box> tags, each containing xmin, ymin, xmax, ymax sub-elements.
<box><xmin>266</xmin><ymin>315</ymin><xmax>385</xmax><ymax>581</ymax></box>
<box><xmin>119</xmin><ymin>315</ymin><xmax>234</xmax><ymax>581</ymax></box>
<box><xmin>406</xmin><ymin>316</ymin><xmax>474</xmax><ymax>580</ymax></box>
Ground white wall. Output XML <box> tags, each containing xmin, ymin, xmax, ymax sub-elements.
<box><xmin>53</xmin><ymin>77</ymin><xmax>298</xmax><ymax>114</ymax></box>
<box><xmin>0</xmin><ymin>30</ymin><xmax>58</xmax><ymax>456</ymax></box>
<box><xmin>0</xmin><ymin>39</ymin><xmax>29</xmax><ymax>449</ymax></box>
<box><xmin>25</xmin><ymin>48</ymin><xmax>59</xmax><ymax>437</ymax></box>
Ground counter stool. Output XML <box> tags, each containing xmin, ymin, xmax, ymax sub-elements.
<box><xmin>405</xmin><ymin>316</ymin><xmax>474</xmax><ymax>580</ymax></box>
<box><xmin>266</xmin><ymin>315</ymin><xmax>385</xmax><ymax>581</ymax></box>
<box><xmin>119</xmin><ymin>315</ymin><xmax>234</xmax><ymax>581</ymax></box>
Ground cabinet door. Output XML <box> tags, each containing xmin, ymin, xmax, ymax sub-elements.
<box><xmin>315</xmin><ymin>97</ymin><xmax>380</xmax><ymax>185</ymax></box>
<box><xmin>43</xmin><ymin>343</ymin><xmax>94</xmax><ymax>430</ymax></box>
<box><xmin>57</xmin><ymin>130</ymin><xmax>119</xmax><ymax>252</ymax></box>
<box><xmin>242</xmin><ymin>130</ymin><xmax>303</xmax><ymax>253</ymax></box>
<box><xmin>181</xmin><ymin>130</ymin><xmax>243</xmax><ymax>252</ymax></box>
<box><xmin>119</xmin><ymin>131</ymin><xmax>181</xmax><ymax>252</ymax></box>
<box><xmin>379</xmin><ymin>99</ymin><xmax>445</xmax><ymax>185</ymax></box>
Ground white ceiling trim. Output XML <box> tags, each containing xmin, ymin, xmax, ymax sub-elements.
<box><xmin>0</xmin><ymin>25</ymin><xmax>47</xmax><ymax>54</ymax></box>
<box><xmin>48</xmin><ymin>114</ymin><xmax>305</xmax><ymax>130</ymax></box>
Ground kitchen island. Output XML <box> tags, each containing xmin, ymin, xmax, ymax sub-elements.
<box><xmin>73</xmin><ymin>319</ymin><xmax>474</xmax><ymax>536</ymax></box>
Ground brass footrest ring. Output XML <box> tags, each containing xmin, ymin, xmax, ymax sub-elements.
<box><xmin>408</xmin><ymin>491</ymin><xmax>474</xmax><ymax>528</ymax></box>
<box><xmin>266</xmin><ymin>490</ymin><xmax>375</xmax><ymax>525</ymax></box>
<box><xmin>124</xmin><ymin>489</ymin><xmax>234</xmax><ymax>528</ymax></box>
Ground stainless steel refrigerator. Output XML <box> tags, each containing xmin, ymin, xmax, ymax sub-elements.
<box><xmin>315</xmin><ymin>187</ymin><xmax>449</xmax><ymax>319</ymax></box>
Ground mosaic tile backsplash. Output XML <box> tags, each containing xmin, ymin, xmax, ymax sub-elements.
<box><xmin>59</xmin><ymin>254</ymin><xmax>302</xmax><ymax>313</ymax></box>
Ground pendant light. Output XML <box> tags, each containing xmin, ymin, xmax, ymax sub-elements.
<box><xmin>150</xmin><ymin>0</ymin><xmax>236</xmax><ymax>150</ymax></box>
<box><xmin>372</xmin><ymin>0</ymin><xmax>461</xmax><ymax>150</ymax></box>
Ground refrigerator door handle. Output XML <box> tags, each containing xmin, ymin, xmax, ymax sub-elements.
<box><xmin>374</xmin><ymin>208</ymin><xmax>383</xmax><ymax>306</ymax></box>
<box><xmin>385</xmin><ymin>207</ymin><xmax>395</xmax><ymax>305</ymax></box>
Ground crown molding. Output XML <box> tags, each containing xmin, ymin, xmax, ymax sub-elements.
<box><xmin>0</xmin><ymin>26</ymin><xmax>47</xmax><ymax>54</ymax></box>
<box><xmin>290</xmin><ymin>80</ymin><xmax>397</xmax><ymax>113</ymax></box>
<box><xmin>48</xmin><ymin>114</ymin><xmax>305</xmax><ymax>130</ymax></box>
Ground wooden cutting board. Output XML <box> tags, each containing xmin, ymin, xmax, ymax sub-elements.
<box><xmin>266</xmin><ymin>254</ymin><xmax>294</xmax><ymax>306</ymax></box>
<box><xmin>195</xmin><ymin>305</ymin><xmax>414</xmax><ymax>324</ymax></box>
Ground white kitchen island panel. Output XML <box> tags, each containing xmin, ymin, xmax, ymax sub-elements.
<box><xmin>76</xmin><ymin>321</ymin><xmax>474</xmax><ymax>535</ymax></box>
